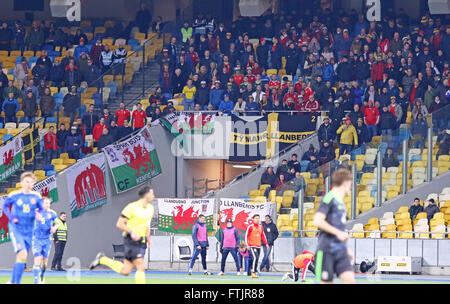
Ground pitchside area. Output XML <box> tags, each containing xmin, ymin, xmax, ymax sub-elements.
<box><xmin>1</xmin><ymin>270</ymin><xmax>450</xmax><ymax>284</ymax></box>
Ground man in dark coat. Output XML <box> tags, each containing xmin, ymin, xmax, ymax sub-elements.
<box><xmin>260</xmin><ymin>215</ymin><xmax>279</xmax><ymax>272</ymax></box>
<box><xmin>409</xmin><ymin>198</ymin><xmax>424</xmax><ymax>220</ymax></box>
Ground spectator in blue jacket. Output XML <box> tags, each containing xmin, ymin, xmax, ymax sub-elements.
<box><xmin>209</xmin><ymin>81</ymin><xmax>224</xmax><ymax>110</ymax></box>
<box><xmin>188</xmin><ymin>215</ymin><xmax>211</xmax><ymax>275</ymax></box>
<box><xmin>74</xmin><ymin>38</ymin><xmax>89</xmax><ymax>60</ymax></box>
<box><xmin>2</xmin><ymin>92</ymin><xmax>19</xmax><ymax>123</ymax></box>
<box><xmin>219</xmin><ymin>94</ymin><xmax>234</xmax><ymax>115</ymax></box>
<box><xmin>245</xmin><ymin>95</ymin><xmax>261</xmax><ymax>116</ymax></box>
<box><xmin>64</xmin><ymin>127</ymin><xmax>83</xmax><ymax>159</ymax></box>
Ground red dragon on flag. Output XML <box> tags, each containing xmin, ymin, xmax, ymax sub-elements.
<box><xmin>172</xmin><ymin>205</ymin><xmax>199</xmax><ymax>230</ymax></box>
<box><xmin>123</xmin><ymin>144</ymin><xmax>154</xmax><ymax>176</ymax></box>
<box><xmin>3</xmin><ymin>150</ymin><xmax>14</xmax><ymax>169</ymax></box>
<box><xmin>219</xmin><ymin>208</ymin><xmax>253</xmax><ymax>236</ymax></box>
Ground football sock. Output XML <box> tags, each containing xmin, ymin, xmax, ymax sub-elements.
<box><xmin>33</xmin><ymin>265</ymin><xmax>41</xmax><ymax>284</ymax></box>
<box><xmin>135</xmin><ymin>270</ymin><xmax>146</xmax><ymax>284</ymax></box>
<box><xmin>41</xmin><ymin>264</ymin><xmax>46</xmax><ymax>280</ymax></box>
<box><xmin>12</xmin><ymin>262</ymin><xmax>26</xmax><ymax>284</ymax></box>
<box><xmin>99</xmin><ymin>256</ymin><xmax>123</xmax><ymax>274</ymax></box>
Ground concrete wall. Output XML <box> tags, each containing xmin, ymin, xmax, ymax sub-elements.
<box><xmin>209</xmin><ymin>134</ymin><xmax>320</xmax><ymax>199</ymax></box>
<box><xmin>0</xmin><ymin>125</ymin><xmax>177</xmax><ymax>268</ymax></box>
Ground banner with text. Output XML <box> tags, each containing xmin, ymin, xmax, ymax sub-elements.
<box><xmin>0</xmin><ymin>195</ymin><xmax>10</xmax><ymax>244</ymax></box>
<box><xmin>66</xmin><ymin>153</ymin><xmax>107</xmax><ymax>218</ymax></box>
<box><xmin>103</xmin><ymin>126</ymin><xmax>162</xmax><ymax>193</ymax></box>
<box><xmin>218</xmin><ymin>198</ymin><xmax>273</xmax><ymax>239</ymax></box>
<box><xmin>228</xmin><ymin>113</ymin><xmax>317</xmax><ymax>162</ymax></box>
<box><xmin>32</xmin><ymin>175</ymin><xmax>59</xmax><ymax>203</ymax></box>
<box><xmin>0</xmin><ymin>137</ymin><xmax>23</xmax><ymax>182</ymax></box>
<box><xmin>157</xmin><ymin>198</ymin><xmax>215</xmax><ymax>234</ymax></box>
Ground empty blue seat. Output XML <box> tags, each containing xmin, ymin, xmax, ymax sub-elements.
<box><xmin>46</xmin><ymin>170</ymin><xmax>56</xmax><ymax>176</ymax></box>
<box><xmin>410</xmin><ymin>155</ymin><xmax>422</xmax><ymax>162</ymax></box>
<box><xmin>43</xmin><ymin>164</ymin><xmax>54</xmax><ymax>171</ymax></box>
<box><xmin>43</xmin><ymin>44</ymin><xmax>54</xmax><ymax>52</ymax></box>
<box><xmin>128</xmin><ymin>38</ymin><xmax>139</xmax><ymax>46</ymax></box>
<box><xmin>2</xmin><ymin>134</ymin><xmax>13</xmax><ymax>142</ymax></box>
<box><xmin>45</xmin><ymin>117</ymin><xmax>58</xmax><ymax>124</ymax></box>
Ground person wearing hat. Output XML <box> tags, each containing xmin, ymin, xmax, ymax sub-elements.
<box><xmin>73</xmin><ymin>37</ymin><xmax>89</xmax><ymax>60</ymax></box>
<box><xmin>318</xmin><ymin>116</ymin><xmax>335</xmax><ymax>145</ymax></box>
<box><xmin>233</xmin><ymin>68</ymin><xmax>244</xmax><ymax>86</ymax></box>
<box><xmin>218</xmin><ymin>93</ymin><xmax>234</xmax><ymax>115</ymax></box>
<box><xmin>245</xmin><ymin>95</ymin><xmax>261</xmax><ymax>116</ymax></box>
<box><xmin>64</xmin><ymin>126</ymin><xmax>83</xmax><ymax>160</ymax></box>
<box><xmin>218</xmin><ymin>218</ymin><xmax>241</xmax><ymax>276</ymax></box>
<box><xmin>336</xmin><ymin>117</ymin><xmax>358</xmax><ymax>155</ymax></box>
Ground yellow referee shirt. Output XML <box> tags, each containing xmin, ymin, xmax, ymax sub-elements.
<box><xmin>121</xmin><ymin>200</ymin><xmax>154</xmax><ymax>239</ymax></box>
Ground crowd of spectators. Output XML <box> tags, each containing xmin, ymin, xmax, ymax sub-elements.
<box><xmin>150</xmin><ymin>8</ymin><xmax>449</xmax><ymax>175</ymax></box>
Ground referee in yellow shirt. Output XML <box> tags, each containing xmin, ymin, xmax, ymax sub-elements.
<box><xmin>89</xmin><ymin>186</ymin><xmax>155</xmax><ymax>284</ymax></box>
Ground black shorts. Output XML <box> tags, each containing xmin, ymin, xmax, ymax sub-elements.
<box><xmin>316</xmin><ymin>249</ymin><xmax>353</xmax><ymax>282</ymax></box>
<box><xmin>123</xmin><ymin>236</ymin><xmax>146</xmax><ymax>262</ymax></box>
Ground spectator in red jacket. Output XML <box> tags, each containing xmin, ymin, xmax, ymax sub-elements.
<box><xmin>364</xmin><ymin>100</ymin><xmax>380</xmax><ymax>141</ymax></box>
<box><xmin>115</xmin><ymin>102</ymin><xmax>130</xmax><ymax>127</ymax></box>
<box><xmin>93</xmin><ymin>117</ymin><xmax>107</xmax><ymax>144</ymax></box>
<box><xmin>371</xmin><ymin>59</ymin><xmax>386</xmax><ymax>86</ymax></box>
<box><xmin>305</xmin><ymin>95</ymin><xmax>320</xmax><ymax>112</ymax></box>
<box><xmin>44</xmin><ymin>126</ymin><xmax>58</xmax><ymax>164</ymax></box>
<box><xmin>131</xmin><ymin>103</ymin><xmax>147</xmax><ymax>130</ymax></box>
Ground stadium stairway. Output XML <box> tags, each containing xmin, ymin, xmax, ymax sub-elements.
<box><xmin>346</xmin><ymin>170</ymin><xmax>450</xmax><ymax>230</ymax></box>
<box><xmin>106</xmin><ymin>60</ymin><xmax>160</xmax><ymax>114</ymax></box>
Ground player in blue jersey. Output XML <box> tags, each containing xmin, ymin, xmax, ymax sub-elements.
<box><xmin>32</xmin><ymin>197</ymin><xmax>58</xmax><ymax>284</ymax></box>
<box><xmin>3</xmin><ymin>172</ymin><xmax>44</xmax><ymax>284</ymax></box>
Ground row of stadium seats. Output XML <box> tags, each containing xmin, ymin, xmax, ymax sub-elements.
<box><xmin>351</xmin><ymin>187</ymin><xmax>450</xmax><ymax>239</ymax></box>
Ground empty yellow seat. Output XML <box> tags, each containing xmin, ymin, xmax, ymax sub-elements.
<box><xmin>382</xmin><ymin>224</ymin><xmax>397</xmax><ymax>238</ymax></box>
<box><xmin>51</xmin><ymin>159</ymin><xmax>63</xmax><ymax>165</ymax></box>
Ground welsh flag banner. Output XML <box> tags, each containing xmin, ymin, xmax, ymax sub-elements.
<box><xmin>66</xmin><ymin>153</ymin><xmax>107</xmax><ymax>218</ymax></box>
<box><xmin>158</xmin><ymin>112</ymin><xmax>186</xmax><ymax>150</ymax></box>
<box><xmin>32</xmin><ymin>175</ymin><xmax>59</xmax><ymax>203</ymax></box>
<box><xmin>178</xmin><ymin>112</ymin><xmax>215</xmax><ymax>134</ymax></box>
<box><xmin>103</xmin><ymin>126</ymin><xmax>162</xmax><ymax>194</ymax></box>
<box><xmin>218</xmin><ymin>198</ymin><xmax>273</xmax><ymax>240</ymax></box>
<box><xmin>0</xmin><ymin>137</ymin><xmax>23</xmax><ymax>182</ymax></box>
<box><xmin>157</xmin><ymin>198</ymin><xmax>215</xmax><ymax>234</ymax></box>
<box><xmin>0</xmin><ymin>195</ymin><xmax>11</xmax><ymax>244</ymax></box>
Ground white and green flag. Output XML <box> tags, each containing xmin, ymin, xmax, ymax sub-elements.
<box><xmin>0</xmin><ymin>137</ymin><xmax>23</xmax><ymax>182</ymax></box>
<box><xmin>32</xmin><ymin>175</ymin><xmax>59</xmax><ymax>203</ymax></box>
<box><xmin>157</xmin><ymin>198</ymin><xmax>215</xmax><ymax>234</ymax></box>
<box><xmin>103</xmin><ymin>126</ymin><xmax>162</xmax><ymax>193</ymax></box>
